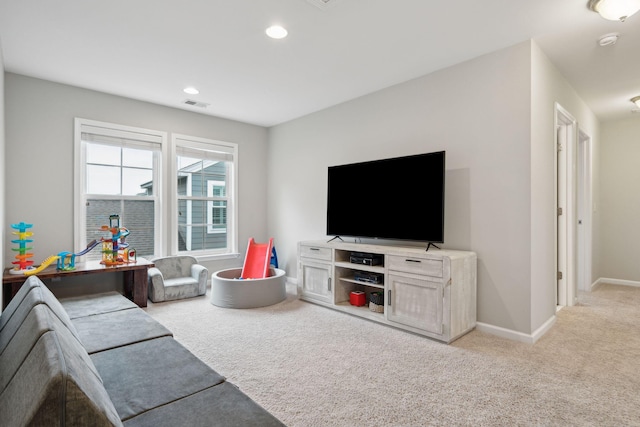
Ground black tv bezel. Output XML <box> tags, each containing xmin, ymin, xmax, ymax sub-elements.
<box><xmin>326</xmin><ymin>151</ymin><xmax>445</xmax><ymax>244</ymax></box>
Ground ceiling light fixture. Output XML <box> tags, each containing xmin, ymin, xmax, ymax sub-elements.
<box><xmin>183</xmin><ymin>87</ymin><xmax>199</xmax><ymax>95</ymax></box>
<box><xmin>266</xmin><ymin>25</ymin><xmax>288</xmax><ymax>39</ymax></box>
<box><xmin>631</xmin><ymin>95</ymin><xmax>640</xmax><ymax>108</ymax></box>
<box><xmin>588</xmin><ymin>0</ymin><xmax>640</xmax><ymax>21</ymax></box>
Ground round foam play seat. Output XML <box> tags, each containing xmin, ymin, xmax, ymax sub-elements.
<box><xmin>210</xmin><ymin>268</ymin><xmax>286</xmax><ymax>308</ymax></box>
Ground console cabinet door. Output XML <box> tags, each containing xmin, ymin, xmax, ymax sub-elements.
<box><xmin>299</xmin><ymin>259</ymin><xmax>333</xmax><ymax>304</ymax></box>
<box><xmin>387</xmin><ymin>273</ymin><xmax>443</xmax><ymax>335</ymax></box>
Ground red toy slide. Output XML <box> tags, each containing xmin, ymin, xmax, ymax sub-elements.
<box><xmin>241</xmin><ymin>238</ymin><xmax>274</xmax><ymax>279</ymax></box>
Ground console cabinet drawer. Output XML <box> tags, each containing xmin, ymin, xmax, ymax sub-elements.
<box><xmin>387</xmin><ymin>255</ymin><xmax>443</xmax><ymax>277</ymax></box>
<box><xmin>299</xmin><ymin>245</ymin><xmax>332</xmax><ymax>261</ymax></box>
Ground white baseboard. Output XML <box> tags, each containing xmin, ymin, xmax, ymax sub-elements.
<box><xmin>476</xmin><ymin>315</ymin><xmax>556</xmax><ymax>344</ymax></box>
<box><xmin>592</xmin><ymin>277</ymin><xmax>640</xmax><ymax>291</ymax></box>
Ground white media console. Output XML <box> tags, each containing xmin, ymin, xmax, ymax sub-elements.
<box><xmin>297</xmin><ymin>240</ymin><xmax>477</xmax><ymax>343</ymax></box>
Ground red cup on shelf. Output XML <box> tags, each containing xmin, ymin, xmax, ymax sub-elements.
<box><xmin>349</xmin><ymin>291</ymin><xmax>366</xmax><ymax>306</ymax></box>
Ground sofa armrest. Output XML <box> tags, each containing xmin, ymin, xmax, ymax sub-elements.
<box><xmin>191</xmin><ymin>264</ymin><xmax>209</xmax><ymax>295</ymax></box>
<box><xmin>147</xmin><ymin>267</ymin><xmax>165</xmax><ymax>302</ymax></box>
<box><xmin>148</xmin><ymin>267</ymin><xmax>163</xmax><ymax>280</ymax></box>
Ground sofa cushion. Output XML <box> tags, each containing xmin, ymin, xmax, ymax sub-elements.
<box><xmin>71</xmin><ymin>308</ymin><xmax>173</xmax><ymax>354</ymax></box>
<box><xmin>0</xmin><ymin>304</ymin><xmax>122</xmax><ymax>426</ymax></box>
<box><xmin>1</xmin><ymin>304</ymin><xmax>95</xmax><ymax>393</ymax></box>
<box><xmin>91</xmin><ymin>336</ymin><xmax>225</xmax><ymax>421</ymax></box>
<box><xmin>0</xmin><ymin>277</ymin><xmax>80</xmax><ymax>354</ymax></box>
<box><xmin>61</xmin><ymin>291</ymin><xmax>139</xmax><ymax>319</ymax></box>
<box><xmin>159</xmin><ymin>278</ymin><xmax>203</xmax><ymax>301</ymax></box>
<box><xmin>123</xmin><ymin>381</ymin><xmax>285</xmax><ymax>427</ymax></box>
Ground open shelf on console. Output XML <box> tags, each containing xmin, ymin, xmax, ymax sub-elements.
<box><xmin>339</xmin><ymin>276</ymin><xmax>384</xmax><ymax>290</ymax></box>
<box><xmin>335</xmin><ymin>261</ymin><xmax>384</xmax><ymax>274</ymax></box>
<box><xmin>335</xmin><ymin>301</ymin><xmax>384</xmax><ymax>321</ymax></box>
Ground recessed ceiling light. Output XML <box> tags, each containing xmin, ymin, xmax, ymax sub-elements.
<box><xmin>598</xmin><ymin>32</ymin><xmax>620</xmax><ymax>46</ymax></box>
<box><xmin>183</xmin><ymin>87</ymin><xmax>199</xmax><ymax>95</ymax></box>
<box><xmin>266</xmin><ymin>25</ymin><xmax>288</xmax><ymax>39</ymax></box>
<box><xmin>631</xmin><ymin>95</ymin><xmax>640</xmax><ymax>108</ymax></box>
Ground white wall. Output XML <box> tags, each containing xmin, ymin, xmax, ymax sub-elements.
<box><xmin>4</xmin><ymin>73</ymin><xmax>269</xmax><ymax>287</ymax></box>
<box><xmin>530</xmin><ymin>42</ymin><xmax>600</xmax><ymax>332</ymax></box>
<box><xmin>268</xmin><ymin>41</ymin><xmax>536</xmax><ymax>334</ymax></box>
<box><xmin>599</xmin><ymin>117</ymin><xmax>640</xmax><ymax>281</ymax></box>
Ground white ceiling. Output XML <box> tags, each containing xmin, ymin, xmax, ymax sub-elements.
<box><xmin>1</xmin><ymin>0</ymin><xmax>639</xmax><ymax>127</ymax></box>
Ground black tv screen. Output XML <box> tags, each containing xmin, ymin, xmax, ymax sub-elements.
<box><xmin>326</xmin><ymin>151</ymin><xmax>445</xmax><ymax>243</ymax></box>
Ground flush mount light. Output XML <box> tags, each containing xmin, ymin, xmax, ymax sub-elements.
<box><xmin>631</xmin><ymin>96</ymin><xmax>640</xmax><ymax>108</ymax></box>
<box><xmin>588</xmin><ymin>0</ymin><xmax>640</xmax><ymax>21</ymax></box>
<box><xmin>183</xmin><ymin>87</ymin><xmax>199</xmax><ymax>95</ymax></box>
<box><xmin>266</xmin><ymin>25</ymin><xmax>288</xmax><ymax>39</ymax></box>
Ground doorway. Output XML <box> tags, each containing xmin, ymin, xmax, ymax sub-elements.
<box><xmin>577</xmin><ymin>130</ymin><xmax>593</xmax><ymax>292</ymax></box>
<box><xmin>555</xmin><ymin>103</ymin><xmax>578</xmax><ymax>307</ymax></box>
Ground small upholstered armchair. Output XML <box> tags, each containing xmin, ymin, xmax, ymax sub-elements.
<box><xmin>147</xmin><ymin>256</ymin><xmax>208</xmax><ymax>303</ymax></box>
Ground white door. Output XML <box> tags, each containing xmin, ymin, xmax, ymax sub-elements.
<box><xmin>555</xmin><ymin>104</ymin><xmax>578</xmax><ymax>307</ymax></box>
<box><xmin>557</xmin><ymin>124</ymin><xmax>567</xmax><ymax>306</ymax></box>
<box><xmin>300</xmin><ymin>260</ymin><xmax>333</xmax><ymax>303</ymax></box>
<box><xmin>387</xmin><ymin>272</ymin><xmax>443</xmax><ymax>334</ymax></box>
<box><xmin>577</xmin><ymin>131</ymin><xmax>592</xmax><ymax>292</ymax></box>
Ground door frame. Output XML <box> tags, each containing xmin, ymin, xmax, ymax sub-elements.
<box><xmin>577</xmin><ymin>129</ymin><xmax>593</xmax><ymax>292</ymax></box>
<box><xmin>554</xmin><ymin>103</ymin><xmax>578</xmax><ymax>307</ymax></box>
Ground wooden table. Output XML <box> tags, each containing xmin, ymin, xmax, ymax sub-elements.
<box><xmin>2</xmin><ymin>258</ymin><xmax>154</xmax><ymax>309</ymax></box>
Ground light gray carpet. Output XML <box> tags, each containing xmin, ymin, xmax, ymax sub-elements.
<box><xmin>144</xmin><ymin>283</ymin><xmax>640</xmax><ymax>426</ymax></box>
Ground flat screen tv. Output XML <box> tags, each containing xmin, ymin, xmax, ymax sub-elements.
<box><xmin>326</xmin><ymin>151</ymin><xmax>445</xmax><ymax>244</ymax></box>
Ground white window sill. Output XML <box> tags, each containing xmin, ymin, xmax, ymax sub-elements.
<box><xmin>193</xmin><ymin>252</ymin><xmax>241</xmax><ymax>262</ymax></box>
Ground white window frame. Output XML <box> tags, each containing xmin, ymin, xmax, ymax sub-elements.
<box><xmin>170</xmin><ymin>134</ymin><xmax>238</xmax><ymax>260</ymax></box>
<box><xmin>74</xmin><ymin>118</ymin><xmax>167</xmax><ymax>257</ymax></box>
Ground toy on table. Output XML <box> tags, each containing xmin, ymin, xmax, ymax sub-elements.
<box><xmin>11</xmin><ymin>214</ymin><xmax>137</xmax><ymax>277</ymax></box>
<box><xmin>9</xmin><ymin>222</ymin><xmax>35</xmax><ymax>275</ymax></box>
<box><xmin>100</xmin><ymin>214</ymin><xmax>136</xmax><ymax>266</ymax></box>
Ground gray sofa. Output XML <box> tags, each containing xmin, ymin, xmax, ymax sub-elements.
<box><xmin>0</xmin><ymin>276</ymin><xmax>285</xmax><ymax>426</ymax></box>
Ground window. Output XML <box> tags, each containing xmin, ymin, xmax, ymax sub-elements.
<box><xmin>173</xmin><ymin>134</ymin><xmax>237</xmax><ymax>257</ymax></box>
<box><xmin>75</xmin><ymin>120</ymin><xmax>238</xmax><ymax>261</ymax></box>
<box><xmin>74</xmin><ymin>119</ymin><xmax>165</xmax><ymax>261</ymax></box>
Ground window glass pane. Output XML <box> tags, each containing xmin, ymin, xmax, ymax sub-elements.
<box><xmin>175</xmin><ymin>139</ymin><xmax>235</xmax><ymax>255</ymax></box>
<box><xmin>122</xmin><ymin>200</ymin><xmax>155</xmax><ymax>259</ymax></box>
<box><xmin>192</xmin><ymin>171</ymin><xmax>205</xmax><ymax>197</ymax></box>
<box><xmin>122</xmin><ymin>167</ymin><xmax>153</xmax><ymax>196</ymax></box>
<box><xmin>85</xmin><ymin>199</ymin><xmax>155</xmax><ymax>261</ymax></box>
<box><xmin>177</xmin><ymin>156</ymin><xmax>200</xmax><ymax>170</ymax></box>
<box><xmin>122</xmin><ymin>147</ymin><xmax>153</xmax><ymax>169</ymax></box>
<box><xmin>190</xmin><ymin>200</ymin><xmax>207</xmax><ymax>225</ymax></box>
<box><xmin>79</xmin><ymin>120</ymin><xmax>162</xmax><ymax>262</ymax></box>
<box><xmin>86</xmin><ymin>144</ymin><xmax>120</xmax><ymax>166</ymax></box>
<box><xmin>178</xmin><ymin>224</ymin><xmax>226</xmax><ymax>251</ymax></box>
<box><xmin>203</xmin><ymin>163</ymin><xmax>226</xmax><ymax>184</ymax></box>
<box><xmin>87</xmin><ymin>165</ymin><xmax>121</xmax><ymax>195</ymax></box>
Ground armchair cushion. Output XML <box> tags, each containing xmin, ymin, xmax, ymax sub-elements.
<box><xmin>148</xmin><ymin>256</ymin><xmax>208</xmax><ymax>303</ymax></box>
